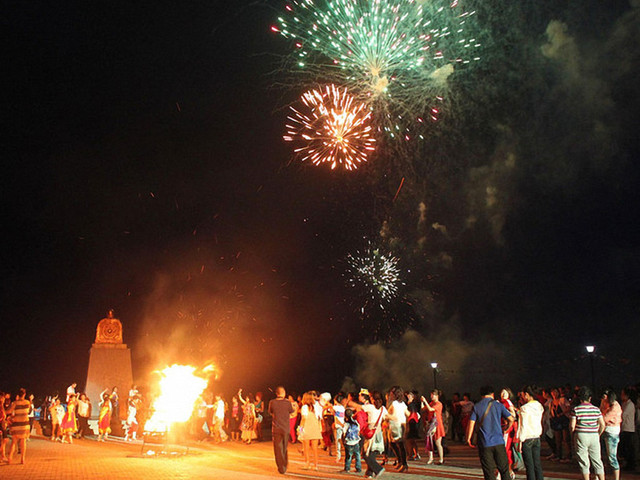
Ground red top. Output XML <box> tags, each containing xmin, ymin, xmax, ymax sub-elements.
<box><xmin>500</xmin><ymin>398</ymin><xmax>516</xmax><ymax>434</ymax></box>
<box><xmin>428</xmin><ymin>401</ymin><xmax>445</xmax><ymax>439</ymax></box>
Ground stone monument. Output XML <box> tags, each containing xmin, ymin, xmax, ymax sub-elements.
<box><xmin>85</xmin><ymin>310</ymin><xmax>133</xmax><ymax>432</ymax></box>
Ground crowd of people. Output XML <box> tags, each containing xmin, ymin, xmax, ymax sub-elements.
<box><xmin>245</xmin><ymin>383</ymin><xmax>640</xmax><ymax>480</ymax></box>
<box><xmin>1</xmin><ymin>380</ymin><xmax>639</xmax><ymax>480</ymax></box>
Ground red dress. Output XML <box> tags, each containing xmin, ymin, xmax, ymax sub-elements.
<box><xmin>500</xmin><ymin>398</ymin><xmax>517</xmax><ymax>466</ymax></box>
<box><xmin>61</xmin><ymin>401</ymin><xmax>78</xmax><ymax>435</ymax></box>
<box><xmin>428</xmin><ymin>401</ymin><xmax>445</xmax><ymax>440</ymax></box>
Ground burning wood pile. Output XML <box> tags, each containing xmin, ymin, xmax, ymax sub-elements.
<box><xmin>141</xmin><ymin>364</ymin><xmax>213</xmax><ymax>456</ymax></box>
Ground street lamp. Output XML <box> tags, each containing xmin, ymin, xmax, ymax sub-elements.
<box><xmin>585</xmin><ymin>345</ymin><xmax>596</xmax><ymax>395</ymax></box>
<box><xmin>430</xmin><ymin>362</ymin><xmax>438</xmax><ymax>390</ymax></box>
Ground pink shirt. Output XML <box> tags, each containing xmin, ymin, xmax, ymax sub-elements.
<box><xmin>602</xmin><ymin>401</ymin><xmax>622</xmax><ymax>427</ymax></box>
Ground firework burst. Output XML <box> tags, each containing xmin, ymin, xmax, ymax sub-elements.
<box><xmin>273</xmin><ymin>0</ymin><xmax>481</xmax><ymax>139</ymax></box>
<box><xmin>284</xmin><ymin>84</ymin><xmax>376</xmax><ymax>170</ymax></box>
<box><xmin>346</xmin><ymin>245</ymin><xmax>403</xmax><ymax>304</ymax></box>
<box><xmin>343</xmin><ymin>243</ymin><xmax>419</xmax><ymax>341</ymax></box>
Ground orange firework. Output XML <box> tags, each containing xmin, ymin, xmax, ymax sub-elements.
<box><xmin>284</xmin><ymin>84</ymin><xmax>376</xmax><ymax>170</ymax></box>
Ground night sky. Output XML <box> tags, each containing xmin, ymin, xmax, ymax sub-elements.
<box><xmin>3</xmin><ymin>0</ymin><xmax>639</xmax><ymax>399</ymax></box>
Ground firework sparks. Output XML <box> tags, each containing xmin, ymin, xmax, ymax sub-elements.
<box><xmin>274</xmin><ymin>0</ymin><xmax>481</xmax><ymax>138</ymax></box>
<box><xmin>284</xmin><ymin>84</ymin><xmax>376</xmax><ymax>170</ymax></box>
<box><xmin>346</xmin><ymin>245</ymin><xmax>403</xmax><ymax>304</ymax></box>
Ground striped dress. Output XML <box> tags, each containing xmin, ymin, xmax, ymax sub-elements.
<box><xmin>9</xmin><ymin>399</ymin><xmax>31</xmax><ymax>439</ymax></box>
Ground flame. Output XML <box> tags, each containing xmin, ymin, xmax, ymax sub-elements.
<box><xmin>144</xmin><ymin>364</ymin><xmax>210</xmax><ymax>433</ymax></box>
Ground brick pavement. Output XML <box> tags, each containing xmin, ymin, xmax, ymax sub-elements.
<box><xmin>1</xmin><ymin>434</ymin><xmax>637</xmax><ymax>480</ymax></box>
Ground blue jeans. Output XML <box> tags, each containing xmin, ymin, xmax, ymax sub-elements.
<box><xmin>344</xmin><ymin>443</ymin><xmax>361</xmax><ymax>472</ymax></box>
<box><xmin>603</xmin><ymin>432</ymin><xmax>620</xmax><ymax>470</ymax></box>
<box><xmin>521</xmin><ymin>437</ymin><xmax>544</xmax><ymax>480</ymax></box>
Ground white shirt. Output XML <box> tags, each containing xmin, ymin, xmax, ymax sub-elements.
<box><xmin>518</xmin><ymin>400</ymin><xmax>544</xmax><ymax>441</ymax></box>
<box><xmin>622</xmin><ymin>399</ymin><xmax>636</xmax><ymax>432</ymax></box>
<box><xmin>365</xmin><ymin>405</ymin><xmax>387</xmax><ymax>428</ymax></box>
<box><xmin>388</xmin><ymin>400</ymin><xmax>407</xmax><ymax>424</ymax></box>
<box><xmin>215</xmin><ymin>399</ymin><xmax>225</xmax><ymax>420</ymax></box>
<box><xmin>300</xmin><ymin>403</ymin><xmax>322</xmax><ymax>419</ymax></box>
<box><xmin>66</xmin><ymin>385</ymin><xmax>76</xmax><ymax>403</ymax></box>
<box><xmin>77</xmin><ymin>399</ymin><xmax>90</xmax><ymax>417</ymax></box>
<box><xmin>127</xmin><ymin>405</ymin><xmax>138</xmax><ymax>424</ymax></box>
<box><xmin>55</xmin><ymin>404</ymin><xmax>65</xmax><ymax>424</ymax></box>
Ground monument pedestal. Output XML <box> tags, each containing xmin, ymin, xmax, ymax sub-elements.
<box><xmin>85</xmin><ymin>311</ymin><xmax>133</xmax><ymax>437</ymax></box>
<box><xmin>86</xmin><ymin>343</ymin><xmax>133</xmax><ymax>418</ymax></box>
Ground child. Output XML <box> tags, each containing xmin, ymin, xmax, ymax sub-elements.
<box><xmin>333</xmin><ymin>394</ymin><xmax>346</xmax><ymax>463</ymax></box>
<box><xmin>343</xmin><ymin>409</ymin><xmax>362</xmax><ymax>473</ymax></box>
<box><xmin>49</xmin><ymin>398</ymin><xmax>64</xmax><ymax>442</ymax></box>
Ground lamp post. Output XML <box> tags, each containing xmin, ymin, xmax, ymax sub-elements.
<box><xmin>585</xmin><ymin>345</ymin><xmax>596</xmax><ymax>395</ymax></box>
<box><xmin>430</xmin><ymin>362</ymin><xmax>438</xmax><ymax>390</ymax></box>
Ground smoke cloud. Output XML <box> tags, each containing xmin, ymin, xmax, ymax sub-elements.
<box><xmin>349</xmin><ymin>327</ymin><xmax>518</xmax><ymax>396</ymax></box>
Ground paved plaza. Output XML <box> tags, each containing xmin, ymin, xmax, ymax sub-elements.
<box><xmin>1</xmin><ymin>434</ymin><xmax>636</xmax><ymax>480</ymax></box>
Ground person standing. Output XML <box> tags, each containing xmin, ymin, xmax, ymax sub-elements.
<box><xmin>66</xmin><ymin>383</ymin><xmax>77</xmax><ymax>403</ymax></box>
<box><xmin>550</xmin><ymin>387</ymin><xmax>572</xmax><ymax>463</ymax></box>
<box><xmin>124</xmin><ymin>397</ymin><xmax>139</xmax><ymax>441</ymax></box>
<box><xmin>343</xmin><ymin>409</ymin><xmax>362</xmax><ymax>473</ymax></box>
<box><xmin>7</xmin><ymin>388</ymin><xmax>31</xmax><ymax>464</ymax></box>
<box><xmin>570</xmin><ymin>386</ymin><xmax>605</xmax><ymax>480</ymax></box>
<box><xmin>499</xmin><ymin>388</ymin><xmax>518</xmax><ymax>476</ymax></box>
<box><xmin>269</xmin><ymin>386</ymin><xmax>294</xmax><ymax>475</ymax></box>
<box><xmin>422</xmin><ymin>389</ymin><xmax>446</xmax><ymax>465</ymax></box>
<box><xmin>320</xmin><ymin>393</ymin><xmax>335</xmax><ymax>456</ymax></box>
<box><xmin>387</xmin><ymin>386</ymin><xmax>409</xmax><ymax>472</ymax></box>
<box><xmin>60</xmin><ymin>394</ymin><xmax>78</xmax><ymax>444</ymax></box>
<box><xmin>76</xmin><ymin>393</ymin><xmax>91</xmax><ymax>439</ymax></box>
<box><xmin>600</xmin><ymin>388</ymin><xmax>622</xmax><ymax>480</ymax></box>
<box><xmin>0</xmin><ymin>394</ymin><xmax>8</xmax><ymax>462</ymax></box>
<box><xmin>517</xmin><ymin>386</ymin><xmax>544</xmax><ymax>480</ymax></box>
<box><xmin>459</xmin><ymin>393</ymin><xmax>474</xmax><ymax>441</ymax></box>
<box><xmin>299</xmin><ymin>391</ymin><xmax>322</xmax><ymax>470</ymax></box>
<box><xmin>333</xmin><ymin>394</ymin><xmax>346</xmax><ymax>463</ymax></box>
<box><xmin>27</xmin><ymin>394</ymin><xmax>35</xmax><ymax>439</ymax></box>
<box><xmin>465</xmin><ymin>385</ymin><xmax>515</xmax><ymax>480</ymax></box>
<box><xmin>238</xmin><ymin>389</ymin><xmax>257</xmax><ymax>444</ymax></box>
<box><xmin>228</xmin><ymin>396</ymin><xmax>241</xmax><ymax>442</ymax></box>
<box><xmin>49</xmin><ymin>397</ymin><xmax>64</xmax><ymax>441</ymax></box>
<box><xmin>254</xmin><ymin>392</ymin><xmax>265</xmax><ymax>442</ymax></box>
<box><xmin>109</xmin><ymin>387</ymin><xmax>122</xmax><ymax>436</ymax></box>
<box><xmin>362</xmin><ymin>390</ymin><xmax>387</xmax><ymax>479</ymax></box>
<box><xmin>97</xmin><ymin>391</ymin><xmax>112</xmax><ymax>442</ymax></box>
<box><xmin>405</xmin><ymin>391</ymin><xmax>421</xmax><ymax>460</ymax></box>
<box><xmin>620</xmin><ymin>387</ymin><xmax>637</xmax><ymax>471</ymax></box>
<box><xmin>213</xmin><ymin>394</ymin><xmax>228</xmax><ymax>442</ymax></box>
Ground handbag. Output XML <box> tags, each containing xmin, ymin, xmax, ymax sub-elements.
<box><xmin>425</xmin><ymin>434</ymin><xmax>434</xmax><ymax>453</ymax></box>
<box><xmin>361</xmin><ymin>409</ymin><xmax>383</xmax><ymax>440</ymax></box>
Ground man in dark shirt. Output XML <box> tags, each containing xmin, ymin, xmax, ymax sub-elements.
<box><xmin>269</xmin><ymin>386</ymin><xmax>294</xmax><ymax>474</ymax></box>
<box><xmin>466</xmin><ymin>386</ymin><xmax>515</xmax><ymax>480</ymax></box>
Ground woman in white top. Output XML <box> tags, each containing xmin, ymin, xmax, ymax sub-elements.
<box><xmin>358</xmin><ymin>390</ymin><xmax>388</xmax><ymax>478</ymax></box>
<box><xmin>517</xmin><ymin>386</ymin><xmax>545</xmax><ymax>480</ymax></box>
<box><xmin>387</xmin><ymin>386</ymin><xmax>410</xmax><ymax>472</ymax></box>
<box><xmin>299</xmin><ymin>391</ymin><xmax>322</xmax><ymax>470</ymax></box>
